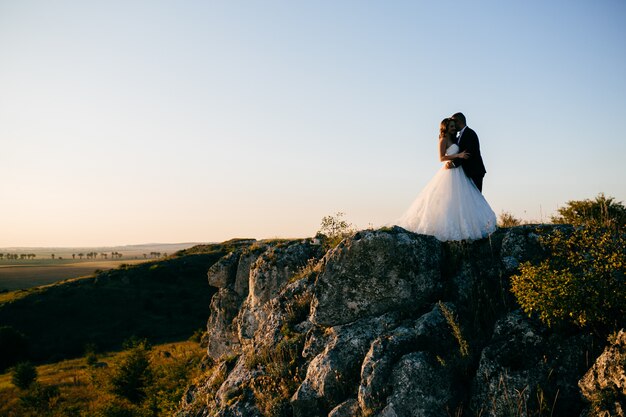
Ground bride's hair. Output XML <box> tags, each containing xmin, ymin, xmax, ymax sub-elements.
<box><xmin>439</xmin><ymin>118</ymin><xmax>454</xmax><ymax>140</ymax></box>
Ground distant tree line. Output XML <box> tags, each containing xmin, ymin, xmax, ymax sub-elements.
<box><xmin>143</xmin><ymin>252</ymin><xmax>167</xmax><ymax>259</ymax></box>
<box><xmin>0</xmin><ymin>254</ymin><xmax>37</xmax><ymax>260</ymax></box>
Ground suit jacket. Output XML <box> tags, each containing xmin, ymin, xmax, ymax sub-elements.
<box><xmin>454</xmin><ymin>126</ymin><xmax>486</xmax><ymax>181</ymax></box>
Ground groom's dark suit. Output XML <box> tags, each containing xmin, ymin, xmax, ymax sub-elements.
<box><xmin>453</xmin><ymin>127</ymin><xmax>486</xmax><ymax>192</ymax></box>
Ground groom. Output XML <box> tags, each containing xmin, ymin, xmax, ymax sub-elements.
<box><xmin>447</xmin><ymin>112</ymin><xmax>486</xmax><ymax>192</ymax></box>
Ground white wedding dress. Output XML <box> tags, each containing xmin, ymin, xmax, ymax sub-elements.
<box><xmin>396</xmin><ymin>144</ymin><xmax>497</xmax><ymax>241</ymax></box>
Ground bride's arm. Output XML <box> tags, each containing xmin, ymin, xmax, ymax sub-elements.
<box><xmin>439</xmin><ymin>139</ymin><xmax>469</xmax><ymax>162</ymax></box>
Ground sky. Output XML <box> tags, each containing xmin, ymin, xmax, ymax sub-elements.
<box><xmin>0</xmin><ymin>1</ymin><xmax>624</xmax><ymax>247</ymax></box>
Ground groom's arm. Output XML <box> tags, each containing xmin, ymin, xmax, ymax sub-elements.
<box><xmin>452</xmin><ymin>130</ymin><xmax>479</xmax><ymax>168</ymax></box>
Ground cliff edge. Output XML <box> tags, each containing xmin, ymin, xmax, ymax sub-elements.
<box><xmin>177</xmin><ymin>226</ymin><xmax>622</xmax><ymax>417</ymax></box>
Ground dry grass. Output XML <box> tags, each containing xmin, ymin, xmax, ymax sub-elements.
<box><xmin>0</xmin><ymin>340</ymin><xmax>205</xmax><ymax>416</ymax></box>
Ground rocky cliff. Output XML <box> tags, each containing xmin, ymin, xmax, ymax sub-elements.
<box><xmin>177</xmin><ymin>226</ymin><xmax>624</xmax><ymax>417</ymax></box>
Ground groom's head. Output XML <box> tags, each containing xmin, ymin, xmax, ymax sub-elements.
<box><xmin>452</xmin><ymin>112</ymin><xmax>466</xmax><ymax>129</ymax></box>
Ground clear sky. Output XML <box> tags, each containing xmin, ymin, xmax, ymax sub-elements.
<box><xmin>1</xmin><ymin>1</ymin><xmax>624</xmax><ymax>247</ymax></box>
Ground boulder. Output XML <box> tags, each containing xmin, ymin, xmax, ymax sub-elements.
<box><xmin>579</xmin><ymin>329</ymin><xmax>626</xmax><ymax>416</ymax></box>
<box><xmin>499</xmin><ymin>225</ymin><xmax>558</xmax><ymax>273</ymax></box>
<box><xmin>469</xmin><ymin>311</ymin><xmax>590</xmax><ymax>417</ymax></box>
<box><xmin>328</xmin><ymin>398</ymin><xmax>360</xmax><ymax>417</ymax></box>
<box><xmin>311</xmin><ymin>228</ymin><xmax>442</xmax><ymax>327</ymax></box>
<box><xmin>238</xmin><ymin>240</ymin><xmax>321</xmax><ymax>341</ymax></box>
<box><xmin>206</xmin><ymin>288</ymin><xmax>244</xmax><ymax>359</ymax></box>
<box><xmin>234</xmin><ymin>248</ymin><xmax>266</xmax><ymax>297</ymax></box>
<box><xmin>376</xmin><ymin>351</ymin><xmax>456</xmax><ymax>417</ymax></box>
<box><xmin>207</xmin><ymin>251</ymin><xmax>241</xmax><ymax>289</ymax></box>
<box><xmin>359</xmin><ymin>303</ymin><xmax>458</xmax><ymax>413</ymax></box>
<box><xmin>291</xmin><ymin>313</ymin><xmax>399</xmax><ymax>416</ymax></box>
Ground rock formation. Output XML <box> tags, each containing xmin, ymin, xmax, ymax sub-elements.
<box><xmin>579</xmin><ymin>330</ymin><xmax>626</xmax><ymax>416</ymax></box>
<box><xmin>177</xmin><ymin>226</ymin><xmax>620</xmax><ymax>417</ymax></box>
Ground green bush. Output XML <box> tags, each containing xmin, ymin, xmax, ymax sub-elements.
<box><xmin>497</xmin><ymin>211</ymin><xmax>522</xmax><ymax>228</ymax></box>
<box><xmin>12</xmin><ymin>361</ymin><xmax>38</xmax><ymax>390</ymax></box>
<box><xmin>109</xmin><ymin>340</ymin><xmax>153</xmax><ymax>404</ymax></box>
<box><xmin>551</xmin><ymin>193</ymin><xmax>626</xmax><ymax>228</ymax></box>
<box><xmin>511</xmin><ymin>223</ymin><xmax>625</xmax><ymax>330</ymax></box>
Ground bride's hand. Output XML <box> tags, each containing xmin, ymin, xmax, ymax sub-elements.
<box><xmin>458</xmin><ymin>151</ymin><xmax>470</xmax><ymax>159</ymax></box>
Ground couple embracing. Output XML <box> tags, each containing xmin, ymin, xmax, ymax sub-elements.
<box><xmin>397</xmin><ymin>112</ymin><xmax>497</xmax><ymax>241</ymax></box>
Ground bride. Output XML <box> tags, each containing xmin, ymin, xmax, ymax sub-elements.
<box><xmin>396</xmin><ymin>117</ymin><xmax>497</xmax><ymax>241</ymax></box>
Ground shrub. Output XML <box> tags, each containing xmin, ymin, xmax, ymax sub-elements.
<box><xmin>109</xmin><ymin>339</ymin><xmax>153</xmax><ymax>404</ymax></box>
<box><xmin>19</xmin><ymin>382</ymin><xmax>60</xmax><ymax>412</ymax></box>
<box><xmin>551</xmin><ymin>193</ymin><xmax>626</xmax><ymax>228</ymax></box>
<box><xmin>92</xmin><ymin>397</ymin><xmax>140</xmax><ymax>417</ymax></box>
<box><xmin>497</xmin><ymin>211</ymin><xmax>522</xmax><ymax>228</ymax></box>
<box><xmin>511</xmin><ymin>223</ymin><xmax>625</xmax><ymax>331</ymax></box>
<box><xmin>12</xmin><ymin>361</ymin><xmax>38</xmax><ymax>390</ymax></box>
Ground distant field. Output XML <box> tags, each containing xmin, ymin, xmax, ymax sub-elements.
<box><xmin>0</xmin><ymin>259</ymin><xmax>148</xmax><ymax>290</ymax></box>
<box><xmin>0</xmin><ymin>242</ymin><xmax>202</xmax><ymax>290</ymax></box>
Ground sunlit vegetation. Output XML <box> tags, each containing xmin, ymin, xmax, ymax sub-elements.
<box><xmin>0</xmin><ymin>340</ymin><xmax>205</xmax><ymax>417</ymax></box>
<box><xmin>512</xmin><ymin>194</ymin><xmax>625</xmax><ymax>333</ymax></box>
<box><xmin>316</xmin><ymin>212</ymin><xmax>356</xmax><ymax>250</ymax></box>
<box><xmin>497</xmin><ymin>211</ymin><xmax>522</xmax><ymax>228</ymax></box>
<box><xmin>551</xmin><ymin>192</ymin><xmax>626</xmax><ymax>228</ymax></box>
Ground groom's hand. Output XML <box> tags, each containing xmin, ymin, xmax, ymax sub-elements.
<box><xmin>445</xmin><ymin>161</ymin><xmax>455</xmax><ymax>169</ymax></box>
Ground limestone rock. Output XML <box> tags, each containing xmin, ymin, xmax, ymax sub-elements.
<box><xmin>499</xmin><ymin>225</ymin><xmax>559</xmax><ymax>273</ymax></box>
<box><xmin>238</xmin><ymin>240</ymin><xmax>321</xmax><ymax>341</ymax></box>
<box><xmin>291</xmin><ymin>313</ymin><xmax>399</xmax><ymax>416</ymax></box>
<box><xmin>328</xmin><ymin>398</ymin><xmax>359</xmax><ymax>417</ymax></box>
<box><xmin>213</xmin><ymin>356</ymin><xmax>262</xmax><ymax>417</ymax></box>
<box><xmin>376</xmin><ymin>351</ymin><xmax>455</xmax><ymax>417</ymax></box>
<box><xmin>359</xmin><ymin>303</ymin><xmax>458</xmax><ymax>413</ymax></box>
<box><xmin>311</xmin><ymin>228</ymin><xmax>442</xmax><ymax>327</ymax></box>
<box><xmin>579</xmin><ymin>329</ymin><xmax>626</xmax><ymax>416</ymax></box>
<box><xmin>234</xmin><ymin>248</ymin><xmax>266</xmax><ymax>297</ymax></box>
<box><xmin>469</xmin><ymin>311</ymin><xmax>590</xmax><ymax>417</ymax></box>
<box><xmin>206</xmin><ymin>288</ymin><xmax>244</xmax><ymax>359</ymax></box>
<box><xmin>207</xmin><ymin>251</ymin><xmax>241</xmax><ymax>289</ymax></box>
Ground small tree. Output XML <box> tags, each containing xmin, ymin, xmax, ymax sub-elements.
<box><xmin>316</xmin><ymin>212</ymin><xmax>356</xmax><ymax>250</ymax></box>
<box><xmin>109</xmin><ymin>339</ymin><xmax>153</xmax><ymax>403</ymax></box>
<box><xmin>12</xmin><ymin>362</ymin><xmax>37</xmax><ymax>390</ymax></box>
